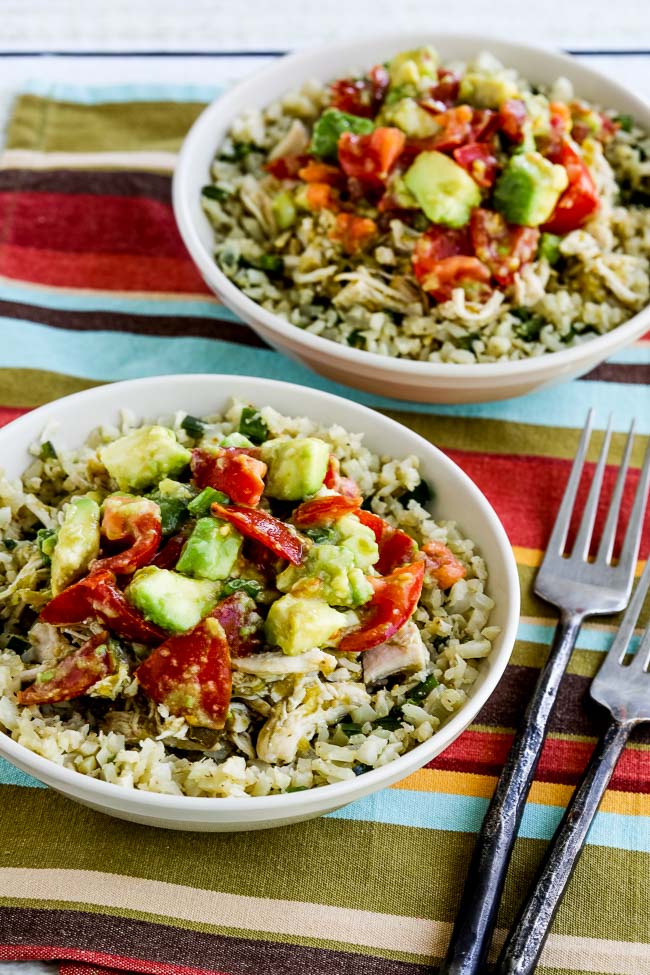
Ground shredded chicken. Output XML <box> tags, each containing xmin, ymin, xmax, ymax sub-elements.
<box><xmin>233</xmin><ymin>648</ymin><xmax>337</xmax><ymax>678</ymax></box>
<box><xmin>268</xmin><ymin>119</ymin><xmax>309</xmax><ymax>160</ymax></box>
<box><xmin>362</xmin><ymin>621</ymin><xmax>429</xmax><ymax>685</ymax></box>
<box><xmin>334</xmin><ymin>266</ymin><xmax>421</xmax><ymax>312</ymax></box>
<box><xmin>239</xmin><ymin>174</ymin><xmax>277</xmax><ymax>238</ymax></box>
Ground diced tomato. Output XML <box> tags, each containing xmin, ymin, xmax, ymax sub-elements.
<box><xmin>330</xmin><ymin>64</ymin><xmax>389</xmax><ymax>118</ymax></box>
<box><xmin>356</xmin><ymin>509</ymin><xmax>417</xmax><ymax>575</ymax></box>
<box><xmin>412</xmin><ymin>225</ymin><xmax>472</xmax><ymax>275</ymax></box>
<box><xmin>453</xmin><ymin>142</ymin><xmax>499</xmax><ymax>188</ymax></box>
<box><xmin>243</xmin><ymin>537</ymin><xmax>285</xmax><ymax>580</ymax></box>
<box><xmin>542</xmin><ymin>139</ymin><xmax>599</xmax><ymax>234</ymax></box>
<box><xmin>297</xmin><ymin>161</ymin><xmax>344</xmax><ymax>186</ymax></box>
<box><xmin>136</xmin><ymin>616</ymin><xmax>231</xmax><ymax>730</ymax></box>
<box><xmin>293</xmin><ymin>494</ymin><xmax>361</xmax><ymax>528</ymax></box>
<box><xmin>420</xmin><ymin>255</ymin><xmax>492</xmax><ymax>302</ymax></box>
<box><xmin>191</xmin><ymin>448</ymin><xmax>267</xmax><ymax>508</ymax></box>
<box><xmin>211</xmin><ymin>503</ymin><xmax>304</xmax><ymax>565</ymax></box>
<box><xmin>549</xmin><ymin>101</ymin><xmax>572</xmax><ymax>141</ymax></box>
<box><xmin>329</xmin><ymin>213</ymin><xmax>378</xmax><ymax>254</ymax></box>
<box><xmin>470</xmin><ymin>208</ymin><xmax>540</xmax><ymax>286</ymax></box>
<box><xmin>305</xmin><ymin>182</ymin><xmax>339</xmax><ymax>211</ymax></box>
<box><xmin>470</xmin><ymin>109</ymin><xmax>499</xmax><ymax>142</ymax></box>
<box><xmin>338</xmin><ymin>127</ymin><xmax>406</xmax><ymax>188</ymax></box>
<box><xmin>18</xmin><ymin>631</ymin><xmax>114</xmax><ymax>706</ymax></box>
<box><xmin>499</xmin><ymin>99</ymin><xmax>528</xmax><ymax>143</ymax></box>
<box><xmin>212</xmin><ymin>591</ymin><xmax>263</xmax><ymax>658</ymax></box>
<box><xmin>93</xmin><ymin>495</ymin><xmax>162</xmax><ymax>575</ymax></box>
<box><xmin>40</xmin><ymin>568</ymin><xmax>165</xmax><ymax>644</ymax></box>
<box><xmin>152</xmin><ymin>528</ymin><xmax>191</xmax><ymax>570</ymax></box>
<box><xmin>338</xmin><ymin>560</ymin><xmax>425</xmax><ymax>652</ymax></box>
<box><xmin>422</xmin><ymin>541</ymin><xmax>467</xmax><ymax>590</ymax></box>
<box><xmin>429</xmin><ymin>69</ymin><xmax>461</xmax><ymax>108</ymax></box>
<box><xmin>324</xmin><ymin>455</ymin><xmax>362</xmax><ymax>501</ymax></box>
<box><xmin>599</xmin><ymin>113</ymin><xmax>619</xmax><ymax>142</ymax></box>
<box><xmin>265</xmin><ymin>154</ymin><xmax>310</xmax><ymax>180</ymax></box>
<box><xmin>418</xmin><ymin>105</ymin><xmax>474</xmax><ymax>152</ymax></box>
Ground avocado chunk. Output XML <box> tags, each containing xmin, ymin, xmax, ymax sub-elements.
<box><xmin>99</xmin><ymin>425</ymin><xmax>191</xmax><ymax>492</ymax></box>
<box><xmin>50</xmin><ymin>496</ymin><xmax>101</xmax><ymax>595</ymax></box>
<box><xmin>335</xmin><ymin>513</ymin><xmax>380</xmax><ymax>570</ymax></box>
<box><xmin>220</xmin><ymin>432</ymin><xmax>255</xmax><ymax>448</ymax></box>
<box><xmin>260</xmin><ymin>437</ymin><xmax>330</xmax><ymax>500</ymax></box>
<box><xmin>458</xmin><ymin>71</ymin><xmax>519</xmax><ymax>109</ymax></box>
<box><xmin>311</xmin><ymin>108</ymin><xmax>374</xmax><ymax>161</ymax></box>
<box><xmin>404</xmin><ymin>151</ymin><xmax>481</xmax><ymax>228</ymax></box>
<box><xmin>176</xmin><ymin>516</ymin><xmax>242</xmax><ymax>582</ymax></box>
<box><xmin>381</xmin><ymin>98</ymin><xmax>440</xmax><ymax>138</ymax></box>
<box><xmin>126</xmin><ymin>566</ymin><xmax>220</xmax><ymax>633</ymax></box>
<box><xmin>277</xmin><ymin>543</ymin><xmax>374</xmax><ymax>608</ymax></box>
<box><xmin>493</xmin><ymin>151</ymin><xmax>569</xmax><ymax>227</ymax></box>
<box><xmin>388</xmin><ymin>46</ymin><xmax>439</xmax><ymax>89</ymax></box>
<box><xmin>265</xmin><ymin>593</ymin><xmax>348</xmax><ymax>655</ymax></box>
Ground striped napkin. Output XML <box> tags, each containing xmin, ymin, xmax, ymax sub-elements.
<box><xmin>0</xmin><ymin>83</ymin><xmax>649</xmax><ymax>975</ymax></box>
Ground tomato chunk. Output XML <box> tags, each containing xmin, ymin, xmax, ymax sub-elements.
<box><xmin>422</xmin><ymin>541</ymin><xmax>467</xmax><ymax>590</ymax></box>
<box><xmin>18</xmin><ymin>631</ymin><xmax>114</xmax><ymax>706</ymax></box>
<box><xmin>152</xmin><ymin>528</ymin><xmax>191</xmax><ymax>570</ymax></box>
<box><xmin>339</xmin><ymin>561</ymin><xmax>425</xmax><ymax>652</ymax></box>
<box><xmin>542</xmin><ymin>139</ymin><xmax>599</xmax><ymax>234</ymax></box>
<box><xmin>412</xmin><ymin>225</ymin><xmax>472</xmax><ymax>278</ymax></box>
<box><xmin>499</xmin><ymin>99</ymin><xmax>528</xmax><ymax>143</ymax></box>
<box><xmin>453</xmin><ymin>142</ymin><xmax>499</xmax><ymax>189</ymax></box>
<box><xmin>356</xmin><ymin>509</ymin><xmax>417</xmax><ymax>575</ymax></box>
<box><xmin>40</xmin><ymin>568</ymin><xmax>165</xmax><ymax>644</ymax></box>
<box><xmin>305</xmin><ymin>182</ymin><xmax>339</xmax><ymax>211</ymax></box>
<box><xmin>422</xmin><ymin>105</ymin><xmax>474</xmax><ymax>152</ymax></box>
<box><xmin>324</xmin><ymin>455</ymin><xmax>361</xmax><ymax>501</ymax></box>
<box><xmin>93</xmin><ymin>495</ymin><xmax>162</xmax><ymax>575</ymax></box>
<box><xmin>293</xmin><ymin>494</ymin><xmax>361</xmax><ymax>527</ymax></box>
<box><xmin>212</xmin><ymin>591</ymin><xmax>263</xmax><ymax>658</ymax></box>
<box><xmin>329</xmin><ymin>213</ymin><xmax>378</xmax><ymax>254</ymax></box>
<box><xmin>191</xmin><ymin>448</ymin><xmax>267</xmax><ymax>508</ymax></box>
<box><xmin>416</xmin><ymin>253</ymin><xmax>492</xmax><ymax>303</ymax></box>
<box><xmin>298</xmin><ymin>160</ymin><xmax>344</xmax><ymax>186</ymax></box>
<box><xmin>136</xmin><ymin>617</ymin><xmax>231</xmax><ymax>730</ymax></box>
<box><xmin>338</xmin><ymin>127</ymin><xmax>405</xmax><ymax>187</ymax></box>
<box><xmin>470</xmin><ymin>208</ymin><xmax>540</xmax><ymax>286</ymax></box>
<box><xmin>429</xmin><ymin>69</ymin><xmax>461</xmax><ymax>108</ymax></box>
<box><xmin>211</xmin><ymin>503</ymin><xmax>304</xmax><ymax>565</ymax></box>
<box><xmin>330</xmin><ymin>64</ymin><xmax>389</xmax><ymax>118</ymax></box>
<box><xmin>265</xmin><ymin>154</ymin><xmax>310</xmax><ymax>179</ymax></box>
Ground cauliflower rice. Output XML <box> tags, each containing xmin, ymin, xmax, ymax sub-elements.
<box><xmin>0</xmin><ymin>400</ymin><xmax>498</xmax><ymax>798</ymax></box>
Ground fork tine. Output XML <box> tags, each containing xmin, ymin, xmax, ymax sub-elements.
<box><xmin>596</xmin><ymin>419</ymin><xmax>636</xmax><ymax>564</ymax></box>
<box><xmin>630</xmin><ymin>617</ymin><xmax>650</xmax><ymax>673</ymax></box>
<box><xmin>573</xmin><ymin>415</ymin><xmax>612</xmax><ymax>561</ymax></box>
<box><xmin>598</xmin><ymin>558</ymin><xmax>650</xmax><ymax>678</ymax></box>
<box><xmin>616</xmin><ymin>436</ymin><xmax>650</xmax><ymax>583</ymax></box>
<box><xmin>547</xmin><ymin>410</ymin><xmax>594</xmax><ymax>556</ymax></box>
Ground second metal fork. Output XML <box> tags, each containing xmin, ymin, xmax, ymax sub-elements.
<box><xmin>440</xmin><ymin>411</ymin><xmax>650</xmax><ymax>975</ymax></box>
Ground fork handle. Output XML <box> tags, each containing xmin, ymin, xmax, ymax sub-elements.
<box><xmin>494</xmin><ymin>718</ymin><xmax>632</xmax><ymax>975</ymax></box>
<box><xmin>439</xmin><ymin>611</ymin><xmax>583</xmax><ymax>975</ymax></box>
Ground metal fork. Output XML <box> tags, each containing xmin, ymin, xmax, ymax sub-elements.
<box><xmin>495</xmin><ymin>556</ymin><xmax>650</xmax><ymax>974</ymax></box>
<box><xmin>440</xmin><ymin>411</ymin><xmax>650</xmax><ymax>975</ymax></box>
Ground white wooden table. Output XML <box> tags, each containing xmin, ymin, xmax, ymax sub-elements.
<box><xmin>0</xmin><ymin>2</ymin><xmax>648</xmax><ymax>973</ymax></box>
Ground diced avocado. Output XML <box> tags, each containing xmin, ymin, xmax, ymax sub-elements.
<box><xmin>126</xmin><ymin>566</ymin><xmax>220</xmax><ymax>634</ymax></box>
<box><xmin>381</xmin><ymin>98</ymin><xmax>440</xmax><ymax>138</ymax></box>
<box><xmin>220</xmin><ymin>432</ymin><xmax>255</xmax><ymax>448</ymax></box>
<box><xmin>260</xmin><ymin>437</ymin><xmax>330</xmax><ymax>500</ymax></box>
<box><xmin>404</xmin><ymin>151</ymin><xmax>481</xmax><ymax>228</ymax></box>
<box><xmin>458</xmin><ymin>71</ymin><xmax>519</xmax><ymax>109</ymax></box>
<box><xmin>272</xmin><ymin>190</ymin><xmax>297</xmax><ymax>230</ymax></box>
<box><xmin>187</xmin><ymin>486</ymin><xmax>229</xmax><ymax>517</ymax></box>
<box><xmin>335</xmin><ymin>513</ymin><xmax>379</xmax><ymax>570</ymax></box>
<box><xmin>538</xmin><ymin>231</ymin><xmax>562</xmax><ymax>265</ymax></box>
<box><xmin>277</xmin><ymin>543</ymin><xmax>374</xmax><ymax>608</ymax></box>
<box><xmin>176</xmin><ymin>516</ymin><xmax>242</xmax><ymax>581</ymax></box>
<box><xmin>310</xmin><ymin>108</ymin><xmax>374</xmax><ymax>161</ymax></box>
<box><xmin>100</xmin><ymin>425</ymin><xmax>191</xmax><ymax>492</ymax></box>
<box><xmin>388</xmin><ymin>46</ymin><xmax>438</xmax><ymax>89</ymax></box>
<box><xmin>156</xmin><ymin>478</ymin><xmax>194</xmax><ymax>500</ymax></box>
<box><xmin>493</xmin><ymin>151</ymin><xmax>568</xmax><ymax>227</ymax></box>
<box><xmin>265</xmin><ymin>593</ymin><xmax>348</xmax><ymax>655</ymax></box>
<box><xmin>50</xmin><ymin>497</ymin><xmax>101</xmax><ymax>595</ymax></box>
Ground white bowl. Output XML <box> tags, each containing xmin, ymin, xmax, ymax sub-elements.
<box><xmin>173</xmin><ymin>33</ymin><xmax>650</xmax><ymax>404</ymax></box>
<box><xmin>0</xmin><ymin>375</ymin><xmax>519</xmax><ymax>830</ymax></box>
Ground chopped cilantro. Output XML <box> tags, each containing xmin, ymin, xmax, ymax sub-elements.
<box><xmin>201</xmin><ymin>184</ymin><xmax>231</xmax><ymax>203</ymax></box>
<box><xmin>146</xmin><ymin>493</ymin><xmax>190</xmax><ymax>536</ymax></box>
<box><xmin>286</xmin><ymin>785</ymin><xmax>308</xmax><ymax>793</ymax></box>
<box><xmin>352</xmin><ymin>763</ymin><xmax>373</xmax><ymax>776</ymax></box>
<box><xmin>221</xmin><ymin>577</ymin><xmax>264</xmax><ymax>599</ymax></box>
<box><xmin>180</xmin><ymin>414</ymin><xmax>207</xmax><ymax>438</ymax></box>
<box><xmin>305</xmin><ymin>526</ymin><xmax>337</xmax><ymax>544</ymax></box>
<box><xmin>615</xmin><ymin>114</ymin><xmax>634</xmax><ymax>132</ymax></box>
<box><xmin>244</xmin><ymin>254</ymin><xmax>284</xmax><ymax>275</ymax></box>
<box><xmin>512</xmin><ymin>308</ymin><xmax>546</xmax><ymax>341</ymax></box>
<box><xmin>406</xmin><ymin>673</ymin><xmax>439</xmax><ymax>703</ymax></box>
<box><xmin>218</xmin><ymin>141</ymin><xmax>261</xmax><ymax>162</ymax></box>
<box><xmin>40</xmin><ymin>441</ymin><xmax>57</xmax><ymax>461</ymax></box>
<box><xmin>188</xmin><ymin>487</ymin><xmax>229</xmax><ymax>517</ymax></box>
<box><xmin>37</xmin><ymin>527</ymin><xmax>57</xmax><ymax>563</ymax></box>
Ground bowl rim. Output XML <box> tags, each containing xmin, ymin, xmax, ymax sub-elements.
<box><xmin>172</xmin><ymin>30</ymin><xmax>650</xmax><ymax>385</ymax></box>
<box><xmin>0</xmin><ymin>373</ymin><xmax>520</xmax><ymax>813</ymax></box>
